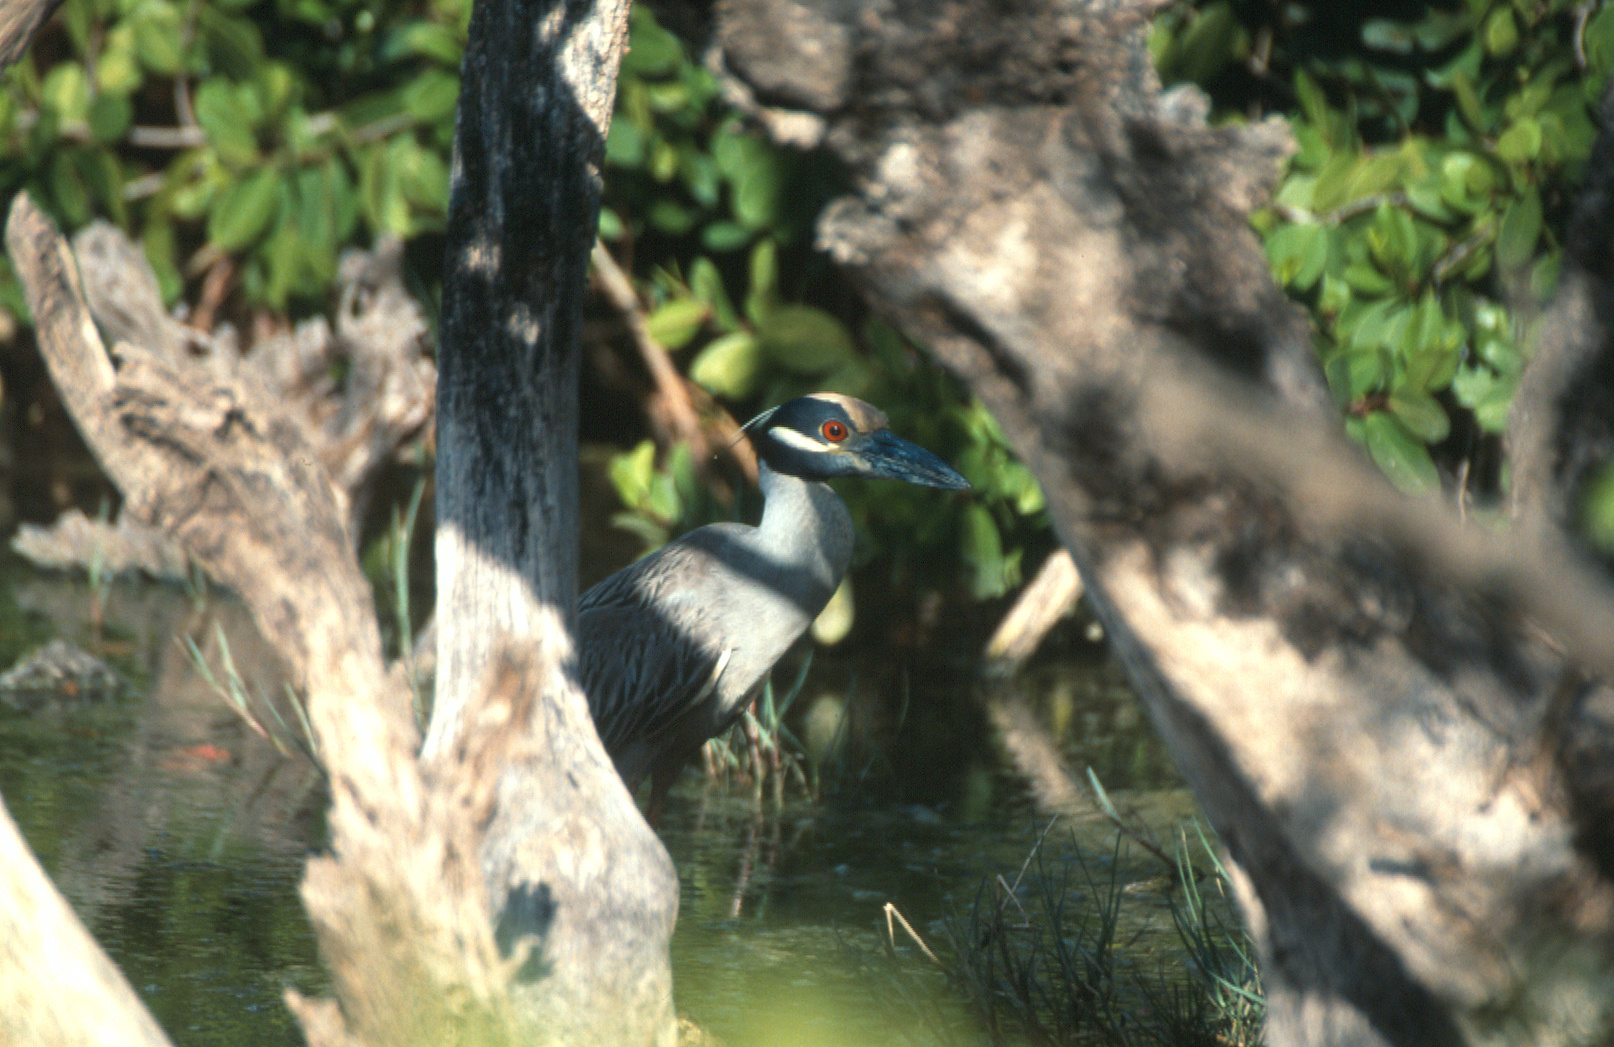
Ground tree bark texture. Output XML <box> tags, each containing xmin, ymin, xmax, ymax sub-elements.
<box><xmin>429</xmin><ymin>0</ymin><xmax>679</xmax><ymax>1041</ymax></box>
<box><xmin>0</xmin><ymin>0</ymin><xmax>62</xmax><ymax>67</ymax></box>
<box><xmin>6</xmin><ymin>194</ymin><xmax>518</xmax><ymax>1047</ymax></box>
<box><xmin>714</xmin><ymin>1</ymin><xmax>1614</xmax><ymax>1045</ymax></box>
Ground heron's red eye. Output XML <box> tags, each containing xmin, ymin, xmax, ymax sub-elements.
<box><xmin>821</xmin><ymin>419</ymin><xmax>848</xmax><ymax>442</ymax></box>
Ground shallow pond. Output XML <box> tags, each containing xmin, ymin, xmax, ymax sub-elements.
<box><xmin>0</xmin><ymin>560</ymin><xmax>1234</xmax><ymax>1046</ymax></box>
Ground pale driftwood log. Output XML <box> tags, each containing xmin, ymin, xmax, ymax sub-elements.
<box><xmin>0</xmin><ymin>796</ymin><xmax>172</xmax><ymax>1047</ymax></box>
<box><xmin>427</xmin><ymin>0</ymin><xmax>678</xmax><ymax>1040</ymax></box>
<box><xmin>68</xmin><ymin>221</ymin><xmax>434</xmax><ymax>542</ymax></box>
<box><xmin>14</xmin><ymin>222</ymin><xmax>434</xmax><ymax>578</ymax></box>
<box><xmin>5</xmin><ymin>193</ymin><xmax>521</xmax><ymax>1046</ymax></box>
<box><xmin>714</xmin><ymin>0</ymin><xmax>1614</xmax><ymax>1043</ymax></box>
<box><xmin>12</xmin><ymin>507</ymin><xmax>191</xmax><ymax>578</ymax></box>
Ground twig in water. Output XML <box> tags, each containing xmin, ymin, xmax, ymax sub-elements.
<box><xmin>885</xmin><ymin>902</ymin><xmax>942</xmax><ymax>966</ymax></box>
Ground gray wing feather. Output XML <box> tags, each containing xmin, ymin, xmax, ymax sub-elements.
<box><xmin>576</xmin><ymin>540</ymin><xmax>732</xmax><ymax>756</ymax></box>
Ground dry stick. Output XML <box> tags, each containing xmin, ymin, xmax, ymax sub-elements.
<box><xmin>992</xmin><ymin>813</ymin><xmax>1061</xmax><ymax>931</ymax></box>
<box><xmin>884</xmin><ymin>901</ymin><xmax>943</xmax><ymax>966</ymax></box>
<box><xmin>590</xmin><ymin>239</ymin><xmax>756</xmax><ymax>483</ymax></box>
<box><xmin>982</xmin><ymin>549</ymin><xmax>1083</xmax><ymax>677</ymax></box>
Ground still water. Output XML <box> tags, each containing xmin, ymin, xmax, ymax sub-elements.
<box><xmin>0</xmin><ymin>563</ymin><xmax>1216</xmax><ymax>1046</ymax></box>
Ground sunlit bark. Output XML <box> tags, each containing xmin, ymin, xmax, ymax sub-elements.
<box><xmin>713</xmin><ymin>0</ymin><xmax>1614</xmax><ymax>1043</ymax></box>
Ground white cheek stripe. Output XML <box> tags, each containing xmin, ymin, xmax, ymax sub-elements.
<box><xmin>768</xmin><ymin>427</ymin><xmax>837</xmax><ymax>454</ymax></box>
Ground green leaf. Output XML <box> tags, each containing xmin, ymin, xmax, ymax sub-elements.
<box><xmin>141</xmin><ymin>220</ymin><xmax>182</xmax><ymax>305</ymax></box>
<box><xmin>48</xmin><ymin>150</ymin><xmax>92</xmax><ymax>226</ymax></box>
<box><xmin>745</xmin><ymin>238</ymin><xmax>778</xmax><ymax>323</ymax></box>
<box><xmin>606</xmin><ymin>118</ymin><xmax>645</xmax><ymax>168</ymax></box>
<box><xmin>810</xmin><ymin>578</ymin><xmax>855</xmax><ymax>646</ymax></box>
<box><xmin>1361</xmin><ymin>18</ymin><xmax>1414</xmax><ymax>54</ymax></box>
<box><xmin>396</xmin><ymin>138</ymin><xmax>449</xmax><ymax>214</ymax></box>
<box><xmin>291</xmin><ymin>164</ymin><xmax>339</xmax><ymax>287</ymax></box>
<box><xmin>1446</xmin><ymin>67</ymin><xmax>1487</xmax><ymax>133</ymax></box>
<box><xmin>256</xmin><ymin>62</ymin><xmax>298</xmax><ymax>122</ymax></box>
<box><xmin>755</xmin><ymin>304</ymin><xmax>855</xmax><ymax>374</ymax></box>
<box><xmin>196</xmin><ymin>6</ymin><xmax>264</xmax><ymax>79</ymax></box>
<box><xmin>1496</xmin><ymin>118</ymin><xmax>1542</xmax><ymax>166</ymax></box>
<box><xmin>380</xmin><ymin>21</ymin><xmax>463</xmax><ymax>65</ymax></box>
<box><xmin>1386</xmin><ymin>388</ymin><xmax>1449</xmax><ymax>443</ymax></box>
<box><xmin>1451</xmin><ymin>364</ymin><xmax>1517</xmax><ymax>433</ymax></box>
<box><xmin>1481</xmin><ymin>5</ymin><xmax>1517</xmax><ymax>57</ymax></box>
<box><xmin>700</xmin><ymin>221</ymin><xmax>751</xmax><ymax>252</ymax></box>
<box><xmin>1291</xmin><ymin>70</ymin><xmax>1329</xmax><ymax>137</ymax></box>
<box><xmin>680</xmin><ymin>150</ymin><xmax>720</xmax><ymax>207</ymax></box>
<box><xmin>88</xmin><ymin>93</ymin><xmax>131</xmax><ymax>143</ymax></box>
<box><xmin>1264</xmin><ymin>221</ymin><xmax>1328</xmax><ymax>289</ymax></box>
<box><xmin>261</xmin><ymin>212</ymin><xmax>302</xmax><ymax>308</ymax></box>
<box><xmin>1170</xmin><ymin>2</ymin><xmax>1244</xmax><ymax>85</ymax></box>
<box><xmin>961</xmin><ymin>504</ymin><xmax>1010</xmax><ymax>600</ymax></box>
<box><xmin>132</xmin><ymin>0</ymin><xmax>185</xmax><ymax>75</ymax></box>
<box><xmin>320</xmin><ymin>155</ymin><xmax>359</xmax><ymax>243</ymax></box>
<box><xmin>645</xmin><ymin>298</ymin><xmax>708</xmax><ymax>349</ymax></box>
<box><xmin>1579</xmin><ymin>462</ymin><xmax>1614</xmax><ymax>552</ymax></box>
<box><xmin>1362</xmin><ymin>411</ymin><xmax>1439</xmax><ymax>493</ymax></box>
<box><xmin>96</xmin><ymin>26</ymin><xmax>143</xmax><ymax>94</ymax></box>
<box><xmin>1587</xmin><ymin>4</ymin><xmax>1614</xmax><ymax>74</ymax></box>
<box><xmin>647</xmin><ymin>199</ymin><xmax>695</xmax><ymax>234</ymax></box>
<box><xmin>689</xmin><ymin>256</ymin><xmax>739</xmax><ymax>331</ymax></box>
<box><xmin>1439</xmin><ymin>150</ymin><xmax>1496</xmax><ymax>213</ymax></box>
<box><xmin>1309</xmin><ymin>149</ymin><xmax>1359</xmax><ymax>212</ymax></box>
<box><xmin>1339</xmin><ymin>345</ymin><xmax>1387</xmax><ymax>401</ymax></box>
<box><xmin>207</xmin><ymin>166</ymin><xmax>279</xmax><ymax>250</ymax></box>
<box><xmin>731</xmin><ymin>146</ymin><xmax>787</xmax><ymax>231</ymax></box>
<box><xmin>646</xmin><ymin>468</ymin><xmax>679</xmax><ymax>522</ymax></box>
<box><xmin>621</xmin><ymin>4</ymin><xmax>683</xmax><ymax>77</ymax></box>
<box><xmin>194</xmin><ymin>79</ymin><xmax>259</xmax><ymax>165</ymax></box>
<box><xmin>668</xmin><ymin>443</ymin><xmax>700</xmax><ymax>523</ymax></box>
<box><xmin>41</xmin><ymin>64</ymin><xmax>90</xmax><ymax>124</ymax></box>
<box><xmin>689</xmin><ymin>329</ymin><xmax>762</xmax><ymax>399</ymax></box>
<box><xmin>608</xmin><ymin>440</ymin><xmax>657</xmax><ymax>509</ymax></box>
<box><xmin>400</xmin><ymin>69</ymin><xmax>459</xmax><ymax>123</ymax></box>
<box><xmin>1495</xmin><ymin>189</ymin><xmax>1542</xmax><ymax>270</ymax></box>
<box><xmin>360</xmin><ymin>141</ymin><xmax>410</xmax><ymax>235</ymax></box>
<box><xmin>649</xmin><ymin>139</ymin><xmax>678</xmax><ymax>182</ymax></box>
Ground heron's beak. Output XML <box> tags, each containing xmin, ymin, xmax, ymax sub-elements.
<box><xmin>856</xmin><ymin>430</ymin><xmax>971</xmax><ymax>490</ymax></box>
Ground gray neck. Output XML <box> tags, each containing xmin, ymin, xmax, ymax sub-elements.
<box><xmin>753</xmin><ymin>461</ymin><xmax>855</xmax><ymax>606</ymax></box>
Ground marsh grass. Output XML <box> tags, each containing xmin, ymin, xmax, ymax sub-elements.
<box><xmin>874</xmin><ymin>823</ymin><xmax>1264</xmax><ymax>1047</ymax></box>
<box><xmin>182</xmin><ymin>624</ymin><xmax>319</xmax><ymax>765</ymax></box>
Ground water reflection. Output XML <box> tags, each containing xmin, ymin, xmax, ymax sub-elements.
<box><xmin>0</xmin><ymin>561</ymin><xmax>1214</xmax><ymax>1047</ymax></box>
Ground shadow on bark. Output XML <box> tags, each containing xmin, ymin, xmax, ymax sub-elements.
<box><xmin>712</xmin><ymin>0</ymin><xmax>1614</xmax><ymax>1043</ymax></box>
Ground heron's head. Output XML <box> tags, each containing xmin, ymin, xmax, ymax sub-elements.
<box><xmin>742</xmin><ymin>393</ymin><xmax>970</xmax><ymax>490</ymax></box>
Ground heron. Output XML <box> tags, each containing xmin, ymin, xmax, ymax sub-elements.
<box><xmin>577</xmin><ymin>392</ymin><xmax>970</xmax><ymax>821</ymax></box>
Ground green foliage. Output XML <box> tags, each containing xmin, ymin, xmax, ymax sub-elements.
<box><xmin>1</xmin><ymin>0</ymin><xmax>466</xmax><ymax>313</ymax></box>
<box><xmin>1159</xmin><ymin>0</ymin><xmax>1609</xmax><ymax>506</ymax></box>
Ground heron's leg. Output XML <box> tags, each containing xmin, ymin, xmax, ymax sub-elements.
<box><xmin>646</xmin><ymin>758</ymin><xmax>683</xmax><ymax>828</ymax></box>
<box><xmin>741</xmin><ymin>703</ymin><xmax>763</xmax><ymax>787</ymax></box>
